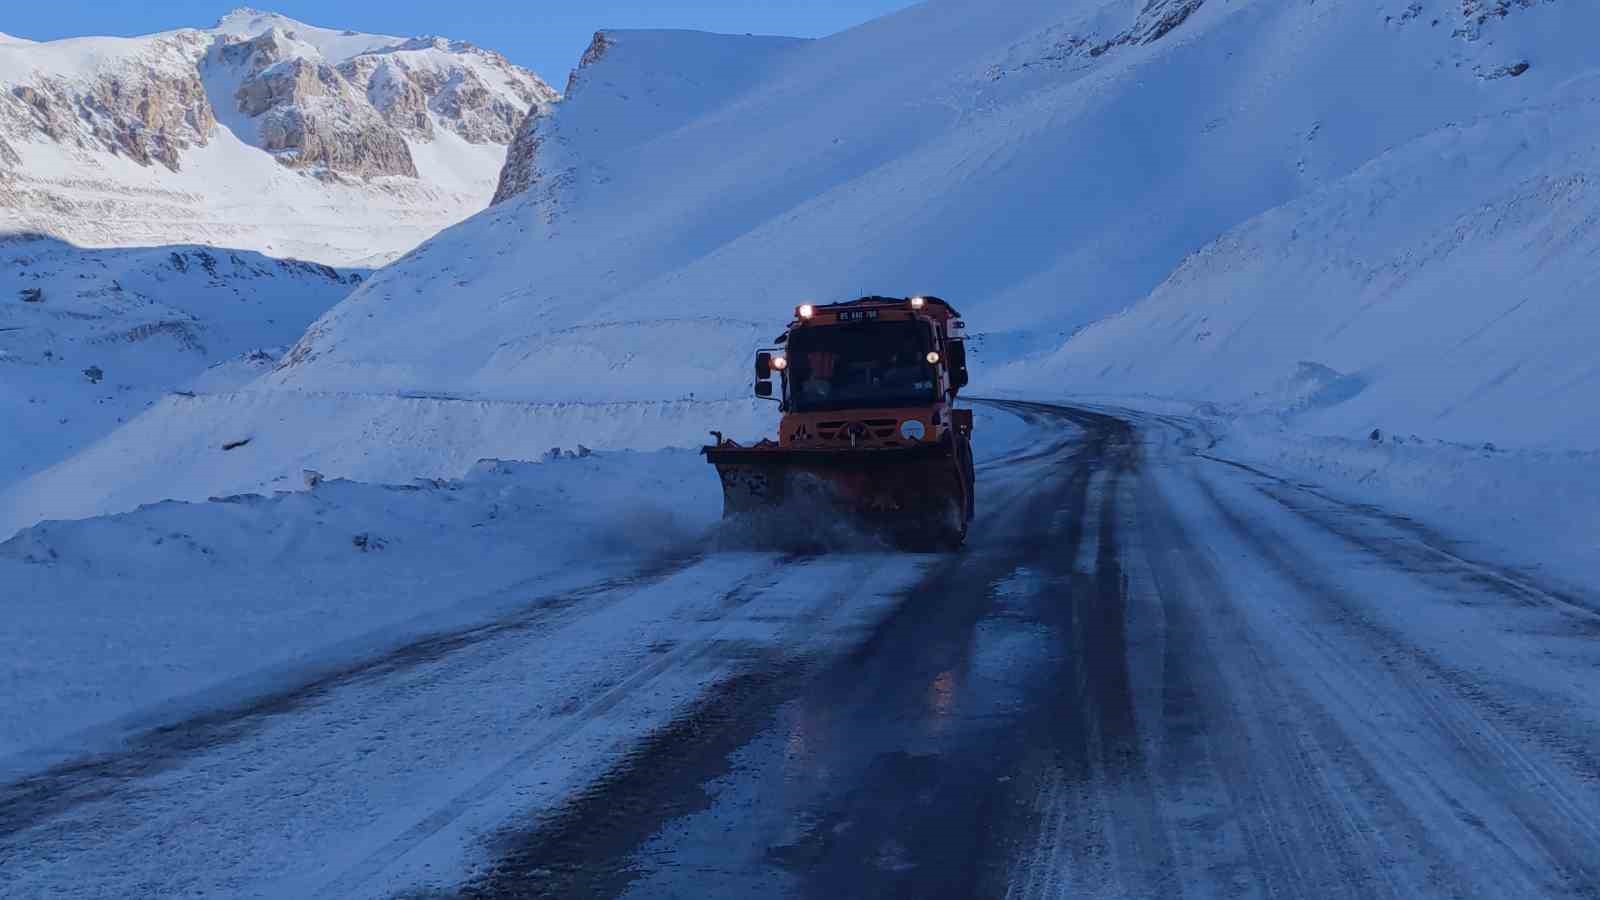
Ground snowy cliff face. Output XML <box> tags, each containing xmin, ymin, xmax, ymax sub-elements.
<box><xmin>0</xmin><ymin>30</ymin><xmax>218</xmax><ymax>172</ymax></box>
<box><xmin>0</xmin><ymin>8</ymin><xmax>557</xmax><ymax>265</ymax></box>
<box><xmin>276</xmin><ymin>0</ymin><xmax>1594</xmax><ymax>415</ymax></box>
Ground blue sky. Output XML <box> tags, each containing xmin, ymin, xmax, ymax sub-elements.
<box><xmin>4</xmin><ymin>2</ymin><xmax>920</xmax><ymax>79</ymax></box>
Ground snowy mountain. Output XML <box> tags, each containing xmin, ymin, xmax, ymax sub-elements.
<box><xmin>273</xmin><ymin>0</ymin><xmax>1596</xmax><ymax>413</ymax></box>
<box><xmin>0</xmin><ymin>8</ymin><xmax>557</xmax><ymax>266</ymax></box>
<box><xmin>9</xmin><ymin>0</ymin><xmax>1600</xmax><ymax>533</ymax></box>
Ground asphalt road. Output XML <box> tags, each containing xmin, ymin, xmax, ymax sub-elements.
<box><xmin>5</xmin><ymin>400</ymin><xmax>1600</xmax><ymax>899</ymax></box>
<box><xmin>464</xmin><ymin>400</ymin><xmax>1600</xmax><ymax>900</ymax></box>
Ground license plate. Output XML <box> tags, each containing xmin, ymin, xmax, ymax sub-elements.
<box><xmin>838</xmin><ymin>310</ymin><xmax>879</xmax><ymax>321</ymax></box>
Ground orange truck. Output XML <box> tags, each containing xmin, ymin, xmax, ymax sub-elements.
<box><xmin>704</xmin><ymin>295</ymin><xmax>975</xmax><ymax>549</ymax></box>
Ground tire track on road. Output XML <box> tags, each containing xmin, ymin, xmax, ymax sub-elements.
<box><xmin>0</xmin><ymin>561</ymin><xmax>696</xmax><ymax>844</ymax></box>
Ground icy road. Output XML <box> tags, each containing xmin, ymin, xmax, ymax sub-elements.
<box><xmin>4</xmin><ymin>401</ymin><xmax>1600</xmax><ymax>898</ymax></box>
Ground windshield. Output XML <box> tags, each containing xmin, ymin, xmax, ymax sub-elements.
<box><xmin>786</xmin><ymin>320</ymin><xmax>937</xmax><ymax>412</ymax></box>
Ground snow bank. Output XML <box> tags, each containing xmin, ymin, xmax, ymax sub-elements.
<box><xmin>1214</xmin><ymin>421</ymin><xmax>1600</xmax><ymax>591</ymax></box>
<box><xmin>0</xmin><ymin>390</ymin><xmax>773</xmax><ymax>537</ymax></box>
<box><xmin>0</xmin><ymin>398</ymin><xmax>1037</xmax><ymax>770</ymax></box>
<box><xmin>0</xmin><ymin>448</ymin><xmax>718</xmax><ymax>770</ymax></box>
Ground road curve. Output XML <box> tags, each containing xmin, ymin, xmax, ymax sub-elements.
<box><xmin>465</xmin><ymin>400</ymin><xmax>1600</xmax><ymax>900</ymax></box>
<box><xmin>4</xmin><ymin>401</ymin><xmax>1600</xmax><ymax>899</ymax></box>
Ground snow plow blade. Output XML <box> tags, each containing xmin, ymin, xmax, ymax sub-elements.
<box><xmin>704</xmin><ymin>441</ymin><xmax>972</xmax><ymax>549</ymax></box>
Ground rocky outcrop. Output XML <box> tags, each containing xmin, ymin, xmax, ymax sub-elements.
<box><xmin>338</xmin><ymin>37</ymin><xmax>557</xmax><ymax>146</ymax></box>
<box><xmin>565</xmin><ymin>31</ymin><xmax>614</xmax><ymax>99</ymax></box>
<box><xmin>1089</xmin><ymin>0</ymin><xmax>1207</xmax><ymax>56</ymax></box>
<box><xmin>985</xmin><ymin>0</ymin><xmax>1208</xmax><ymax>80</ymax></box>
<box><xmin>339</xmin><ymin>55</ymin><xmax>434</xmax><ymax>139</ymax></box>
<box><xmin>213</xmin><ymin>29</ymin><xmax>417</xmax><ymax>178</ymax></box>
<box><xmin>491</xmin><ymin>32</ymin><xmax>605</xmax><ymax>206</ymax></box>
<box><xmin>0</xmin><ymin>10</ymin><xmax>557</xmax><ymax>262</ymax></box>
<box><xmin>0</xmin><ymin>33</ymin><xmax>217</xmax><ymax>172</ymax></box>
<box><xmin>1457</xmin><ymin>0</ymin><xmax>1548</xmax><ymax>40</ymax></box>
<box><xmin>427</xmin><ymin>66</ymin><xmax>523</xmax><ymax>144</ymax></box>
<box><xmin>491</xmin><ymin>109</ymin><xmax>548</xmax><ymax>205</ymax></box>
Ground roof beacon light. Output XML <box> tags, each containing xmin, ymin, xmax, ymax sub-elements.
<box><xmin>926</xmin><ymin>351</ymin><xmax>941</xmax><ymax>365</ymax></box>
<box><xmin>797</xmin><ymin>304</ymin><xmax>815</xmax><ymax>319</ymax></box>
<box><xmin>910</xmin><ymin>296</ymin><xmax>927</xmax><ymax>309</ymax></box>
<box><xmin>771</xmin><ymin>355</ymin><xmax>788</xmax><ymax>371</ymax></box>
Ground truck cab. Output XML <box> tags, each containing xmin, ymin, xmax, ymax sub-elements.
<box><xmin>754</xmin><ymin>295</ymin><xmax>972</xmax><ymax>452</ymax></box>
<box><xmin>705</xmin><ymin>295</ymin><xmax>976</xmax><ymax>550</ymax></box>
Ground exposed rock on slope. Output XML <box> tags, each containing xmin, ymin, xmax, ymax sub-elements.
<box><xmin>492</xmin><ymin>31</ymin><xmax>614</xmax><ymax>206</ymax></box>
<box><xmin>211</xmin><ymin>28</ymin><xmax>417</xmax><ymax>178</ymax></box>
<box><xmin>0</xmin><ymin>31</ymin><xmax>218</xmax><ymax>172</ymax></box>
<box><xmin>0</xmin><ymin>8</ymin><xmax>558</xmax><ymax>265</ymax></box>
<box><xmin>492</xmin><ymin>30</ymin><xmax>803</xmax><ymax>210</ymax></box>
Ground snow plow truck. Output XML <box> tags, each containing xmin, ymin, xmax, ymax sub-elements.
<box><xmin>704</xmin><ymin>295</ymin><xmax>975</xmax><ymax>550</ymax></box>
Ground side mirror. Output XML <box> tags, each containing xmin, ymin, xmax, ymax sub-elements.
<box><xmin>755</xmin><ymin>380</ymin><xmax>774</xmax><ymax>398</ymax></box>
<box><xmin>947</xmin><ymin>340</ymin><xmax>970</xmax><ymax>389</ymax></box>
<box><xmin>755</xmin><ymin>352</ymin><xmax>773</xmax><ymax>380</ymax></box>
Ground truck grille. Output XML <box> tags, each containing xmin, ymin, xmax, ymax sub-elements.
<box><xmin>816</xmin><ymin>418</ymin><xmax>900</xmax><ymax>442</ymax></box>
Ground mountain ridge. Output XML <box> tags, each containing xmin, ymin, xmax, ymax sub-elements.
<box><xmin>0</xmin><ymin>8</ymin><xmax>558</xmax><ymax>266</ymax></box>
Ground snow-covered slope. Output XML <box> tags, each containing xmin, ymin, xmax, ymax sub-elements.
<box><xmin>0</xmin><ymin>8</ymin><xmax>557</xmax><ymax>266</ymax></box>
<box><xmin>1028</xmin><ymin>3</ymin><xmax>1600</xmax><ymax>451</ymax></box>
<box><xmin>1038</xmin><ymin>83</ymin><xmax>1600</xmax><ymax>449</ymax></box>
<box><xmin>14</xmin><ymin>0</ymin><xmax>1600</xmax><ymax>532</ymax></box>
<box><xmin>0</xmin><ymin>234</ymin><xmax>362</xmax><ymax>493</ymax></box>
<box><xmin>275</xmin><ymin>0</ymin><xmax>1591</xmax><ymax>397</ymax></box>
